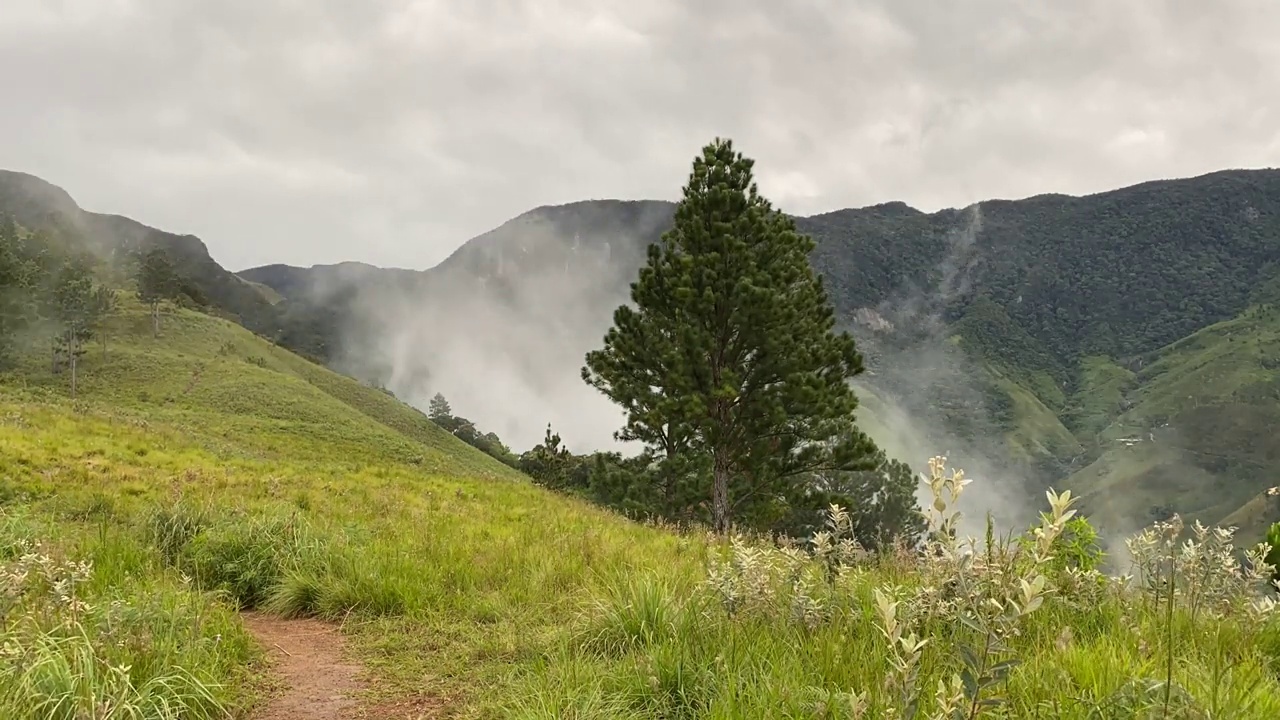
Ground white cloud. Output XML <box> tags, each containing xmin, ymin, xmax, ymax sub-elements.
<box><xmin>0</xmin><ymin>0</ymin><xmax>1277</xmax><ymax>270</ymax></box>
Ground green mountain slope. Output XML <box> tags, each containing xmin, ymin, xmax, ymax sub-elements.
<box><xmin>0</xmin><ymin>292</ymin><xmax>700</xmax><ymax>715</ymax></box>
<box><xmin>0</xmin><ymin>170</ymin><xmax>284</xmax><ymax>336</ymax></box>
<box><xmin>236</xmin><ymin>170</ymin><xmax>1280</xmax><ymax>538</ymax></box>
<box><xmin>1</xmin><ymin>290</ymin><xmax>515</xmax><ymax>480</ymax></box>
<box><xmin>6</xmin><ymin>166</ymin><xmax>1280</xmax><ymax>539</ymax></box>
<box><xmin>6</xmin><ymin>238</ymin><xmax>1280</xmax><ymax>717</ymax></box>
<box><xmin>1064</xmin><ymin>304</ymin><xmax>1280</xmax><ymax>537</ymax></box>
<box><xmin>8</xmin><ymin>186</ymin><xmax>1280</xmax><ymax>718</ymax></box>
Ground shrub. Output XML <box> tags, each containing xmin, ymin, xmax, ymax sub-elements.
<box><xmin>536</xmin><ymin>457</ymin><xmax>1280</xmax><ymax>719</ymax></box>
<box><xmin>0</xmin><ymin>538</ymin><xmax>253</xmax><ymax>719</ymax></box>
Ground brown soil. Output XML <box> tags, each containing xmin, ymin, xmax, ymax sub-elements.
<box><xmin>242</xmin><ymin>612</ymin><xmax>365</xmax><ymax>720</ymax></box>
<box><xmin>243</xmin><ymin>612</ymin><xmax>452</xmax><ymax>719</ymax></box>
<box><xmin>362</xmin><ymin>694</ymin><xmax>453</xmax><ymax>720</ymax></box>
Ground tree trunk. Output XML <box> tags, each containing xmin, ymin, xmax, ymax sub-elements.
<box><xmin>151</xmin><ymin>302</ymin><xmax>159</xmax><ymax>338</ymax></box>
<box><xmin>712</xmin><ymin>451</ymin><xmax>731</xmax><ymax>535</ymax></box>
<box><xmin>69</xmin><ymin>332</ymin><xmax>78</xmax><ymax>400</ymax></box>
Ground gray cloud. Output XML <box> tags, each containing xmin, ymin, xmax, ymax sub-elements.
<box><xmin>1</xmin><ymin>0</ymin><xmax>1278</xmax><ymax>270</ymax></box>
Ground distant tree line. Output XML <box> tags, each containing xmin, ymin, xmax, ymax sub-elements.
<box><xmin>426</xmin><ymin>392</ymin><xmax>519</xmax><ymax>468</ymax></box>
<box><xmin>0</xmin><ymin>213</ymin><xmax>189</xmax><ymax>396</ymax></box>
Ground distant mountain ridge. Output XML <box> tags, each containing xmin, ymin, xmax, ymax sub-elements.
<box><xmin>0</xmin><ymin>170</ymin><xmax>283</xmax><ymax>338</ymax></box>
<box><xmin>4</xmin><ymin>165</ymin><xmax>1280</xmax><ymax>539</ymax></box>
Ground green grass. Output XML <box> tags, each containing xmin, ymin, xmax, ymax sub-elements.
<box><xmin>0</xmin><ymin>394</ymin><xmax>700</xmax><ymax>716</ymax></box>
<box><xmin>5</xmin><ymin>299</ymin><xmax>1280</xmax><ymax>717</ymax></box>
<box><xmin>1063</xmin><ymin>356</ymin><xmax>1137</xmax><ymax>442</ymax></box>
<box><xmin>5</xmin><ymin>299</ymin><xmax>513</xmax><ymax>477</ymax></box>
<box><xmin>1</xmin><ymin>299</ymin><xmax>706</xmax><ymax>716</ymax></box>
<box><xmin>993</xmin><ymin>374</ymin><xmax>1083</xmax><ymax>463</ymax></box>
<box><xmin>1062</xmin><ymin>305</ymin><xmax>1280</xmax><ymax>540</ymax></box>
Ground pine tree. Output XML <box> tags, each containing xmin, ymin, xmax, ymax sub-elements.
<box><xmin>428</xmin><ymin>392</ymin><xmax>453</xmax><ymax>425</ymax></box>
<box><xmin>136</xmin><ymin>248</ymin><xmax>178</xmax><ymax>337</ymax></box>
<box><xmin>92</xmin><ymin>285</ymin><xmax>119</xmax><ymax>360</ymax></box>
<box><xmin>518</xmin><ymin>423</ymin><xmax>575</xmax><ymax>489</ymax></box>
<box><xmin>583</xmin><ymin>138</ymin><xmax>880</xmax><ymax>534</ymax></box>
<box><xmin>49</xmin><ymin>256</ymin><xmax>101</xmax><ymax>399</ymax></box>
<box><xmin>0</xmin><ymin>216</ymin><xmax>29</xmax><ymax>368</ymax></box>
<box><xmin>802</xmin><ymin>451</ymin><xmax>926</xmax><ymax>551</ymax></box>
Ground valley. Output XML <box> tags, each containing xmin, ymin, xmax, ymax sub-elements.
<box><xmin>8</xmin><ymin>166</ymin><xmax>1270</xmax><ymax>539</ymax></box>
<box><xmin>3</xmin><ymin>160</ymin><xmax>1280</xmax><ymax>717</ymax></box>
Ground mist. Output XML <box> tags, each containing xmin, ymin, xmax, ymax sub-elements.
<box><xmin>322</xmin><ymin>198</ymin><xmax>1041</xmax><ymax>538</ymax></box>
<box><xmin>327</xmin><ymin>202</ymin><xmax>669</xmax><ymax>454</ymax></box>
<box><xmin>847</xmin><ymin>203</ymin><xmax>1041</xmax><ymax>537</ymax></box>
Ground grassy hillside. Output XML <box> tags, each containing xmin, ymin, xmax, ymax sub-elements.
<box><xmin>0</xmin><ymin>297</ymin><xmax>701</xmax><ymax>716</ymax></box>
<box><xmin>228</xmin><ymin>169</ymin><xmax>1280</xmax><ymax>540</ymax></box>
<box><xmin>3</xmin><ymin>297</ymin><xmax>512</xmax><ymax>479</ymax></box>
<box><xmin>5</xmin><ymin>297</ymin><xmax>1280</xmax><ymax>716</ymax></box>
<box><xmin>7</xmin><ymin>166</ymin><xmax>1280</xmax><ymax>538</ymax></box>
<box><xmin>1064</xmin><ymin>304</ymin><xmax>1280</xmax><ymax>537</ymax></box>
<box><xmin>6</xmin><ymin>166</ymin><xmax>1280</xmax><ymax>717</ymax></box>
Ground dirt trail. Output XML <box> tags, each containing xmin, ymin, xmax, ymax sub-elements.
<box><xmin>242</xmin><ymin>612</ymin><xmax>365</xmax><ymax>720</ymax></box>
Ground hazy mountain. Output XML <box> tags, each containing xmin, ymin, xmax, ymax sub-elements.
<box><xmin>5</xmin><ymin>166</ymin><xmax>1280</xmax><ymax>539</ymax></box>
<box><xmin>0</xmin><ymin>170</ymin><xmax>285</xmax><ymax>338</ymax></box>
<box><xmin>237</xmin><ymin>168</ymin><xmax>1280</xmax><ymax>538</ymax></box>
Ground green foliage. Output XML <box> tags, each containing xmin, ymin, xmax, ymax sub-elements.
<box><xmin>1266</xmin><ymin>521</ymin><xmax>1280</xmax><ymax>591</ymax></box>
<box><xmin>514</xmin><ymin>464</ymin><xmax>1280</xmax><ymax>719</ymax></box>
<box><xmin>795</xmin><ymin>451</ymin><xmax>927</xmax><ymax>551</ymax></box>
<box><xmin>427</xmin><ymin>392</ymin><xmax>452</xmax><ymax>423</ymax></box>
<box><xmin>519</xmin><ymin>424</ymin><xmax>577</xmax><ymax>490</ymax></box>
<box><xmin>6</xmin><ymin>279</ymin><xmax>1280</xmax><ymax>716</ymax></box>
<box><xmin>90</xmin><ymin>285</ymin><xmax>118</xmax><ymax>357</ymax></box>
<box><xmin>10</xmin><ymin>168</ymin><xmax>1280</xmax><ymax>543</ymax></box>
<box><xmin>0</xmin><ymin>216</ymin><xmax>34</xmax><ymax>368</ymax></box>
<box><xmin>0</xmin><ymin>215</ymin><xmax>116</xmax><ymax>396</ymax></box>
<box><xmin>951</xmin><ymin>295</ymin><xmax>1069</xmax><ymax>406</ymax></box>
<box><xmin>1063</xmin><ymin>306</ymin><xmax>1280</xmax><ymax>541</ymax></box>
<box><xmin>425</xmin><ymin>391</ymin><xmax>519</xmax><ymax>467</ymax></box>
<box><xmin>0</xmin><ymin>520</ymin><xmax>257</xmax><ymax>719</ymax></box>
<box><xmin>177</xmin><ymin>510</ymin><xmax>317</xmax><ymax>610</ymax></box>
<box><xmin>583</xmin><ymin>138</ymin><xmax>884</xmax><ymax>534</ymax></box>
<box><xmin>810</xmin><ymin>172</ymin><xmax>1280</xmax><ymax>368</ymax></box>
<box><xmin>134</xmin><ymin>248</ymin><xmax>180</xmax><ymax>337</ymax></box>
<box><xmin>1034</xmin><ymin>514</ymin><xmax>1104</xmax><ymax>574</ymax></box>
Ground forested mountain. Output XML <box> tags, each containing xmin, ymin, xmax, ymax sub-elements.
<box><xmin>0</xmin><ymin>171</ymin><xmax>286</xmax><ymax>338</ymax></box>
<box><xmin>240</xmin><ymin>168</ymin><xmax>1280</xmax><ymax>538</ymax></box>
<box><xmin>5</xmin><ymin>167</ymin><xmax>1280</xmax><ymax>539</ymax></box>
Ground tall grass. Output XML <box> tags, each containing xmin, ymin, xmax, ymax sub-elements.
<box><xmin>7</xmin><ymin>341</ymin><xmax>1280</xmax><ymax>720</ymax></box>
<box><xmin>0</xmin><ymin>522</ymin><xmax>257</xmax><ymax>719</ymax></box>
<box><xmin>510</xmin><ymin>457</ymin><xmax>1280</xmax><ymax>719</ymax></box>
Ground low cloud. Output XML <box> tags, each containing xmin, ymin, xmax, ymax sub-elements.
<box><xmin>1</xmin><ymin>1</ymin><xmax>1277</xmax><ymax>272</ymax></box>
<box><xmin>323</xmin><ymin>197</ymin><xmax>1042</xmax><ymax>536</ymax></box>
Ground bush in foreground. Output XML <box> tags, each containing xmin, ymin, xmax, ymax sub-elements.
<box><xmin>515</xmin><ymin>457</ymin><xmax>1280</xmax><ymax>719</ymax></box>
<box><xmin>0</xmin><ymin>522</ymin><xmax>255</xmax><ymax>720</ymax></box>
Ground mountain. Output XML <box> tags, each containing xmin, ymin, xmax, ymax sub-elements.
<box><xmin>239</xmin><ymin>169</ymin><xmax>1280</xmax><ymax>539</ymax></box>
<box><xmin>0</xmin><ymin>170</ymin><xmax>285</xmax><ymax>338</ymax></box>
<box><xmin>12</xmin><ymin>229</ymin><xmax>1280</xmax><ymax>720</ymax></box>
<box><xmin>4</xmin><ymin>166</ymin><xmax>1280</xmax><ymax>539</ymax></box>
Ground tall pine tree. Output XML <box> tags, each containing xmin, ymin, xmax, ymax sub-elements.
<box><xmin>583</xmin><ymin>138</ymin><xmax>879</xmax><ymax>534</ymax></box>
<box><xmin>0</xmin><ymin>216</ymin><xmax>31</xmax><ymax>368</ymax></box>
<box><xmin>92</xmin><ymin>285</ymin><xmax>119</xmax><ymax>359</ymax></box>
<box><xmin>136</xmin><ymin>248</ymin><xmax>179</xmax><ymax>337</ymax></box>
<box><xmin>49</xmin><ymin>255</ymin><xmax>102</xmax><ymax>399</ymax></box>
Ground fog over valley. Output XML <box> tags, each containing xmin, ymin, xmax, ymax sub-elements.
<box><xmin>5</xmin><ymin>2</ymin><xmax>1280</xmax><ymax>717</ymax></box>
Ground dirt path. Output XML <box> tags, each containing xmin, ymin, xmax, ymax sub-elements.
<box><xmin>242</xmin><ymin>612</ymin><xmax>365</xmax><ymax>720</ymax></box>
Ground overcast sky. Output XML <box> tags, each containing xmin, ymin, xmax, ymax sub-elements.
<box><xmin>2</xmin><ymin>0</ymin><xmax>1278</xmax><ymax>272</ymax></box>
